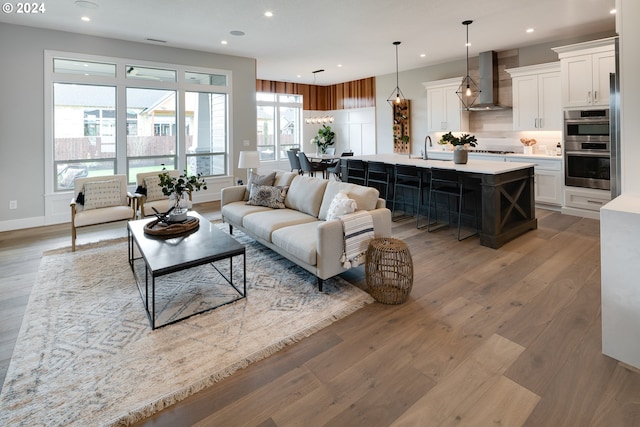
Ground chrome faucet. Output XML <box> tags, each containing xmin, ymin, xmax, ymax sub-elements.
<box><xmin>423</xmin><ymin>136</ymin><xmax>431</xmax><ymax>160</ymax></box>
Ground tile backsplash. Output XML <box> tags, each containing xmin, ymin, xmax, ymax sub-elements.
<box><xmin>427</xmin><ymin>109</ymin><xmax>562</xmax><ymax>155</ymax></box>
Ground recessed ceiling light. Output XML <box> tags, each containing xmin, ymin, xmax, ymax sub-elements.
<box><xmin>465</xmin><ymin>42</ymin><xmax>471</xmax><ymax>47</ymax></box>
<box><xmin>337</xmin><ymin>64</ymin><xmax>343</xmax><ymax>68</ymax></box>
<box><xmin>221</xmin><ymin>40</ymin><xmax>228</xmax><ymax>45</ymax></box>
<box><xmin>526</xmin><ymin>28</ymin><xmax>535</xmax><ymax>33</ymax></box>
<box><xmin>610</xmin><ymin>8</ymin><xmax>616</xmax><ymax>14</ymax></box>
<box><xmin>75</xmin><ymin>0</ymin><xmax>98</xmax><ymax>8</ymax></box>
<box><xmin>264</xmin><ymin>11</ymin><xmax>273</xmax><ymax>17</ymax></box>
<box><xmin>296</xmin><ymin>74</ymin><xmax>302</xmax><ymax>78</ymax></box>
<box><xmin>230</xmin><ymin>30</ymin><xmax>245</xmax><ymax>36</ymax></box>
<box><xmin>420</xmin><ymin>53</ymin><xmax>426</xmax><ymax>58</ymax></box>
<box><xmin>81</xmin><ymin>16</ymin><xmax>91</xmax><ymax>21</ymax></box>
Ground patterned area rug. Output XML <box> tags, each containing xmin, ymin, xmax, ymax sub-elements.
<box><xmin>0</xmin><ymin>226</ymin><xmax>373</xmax><ymax>426</ymax></box>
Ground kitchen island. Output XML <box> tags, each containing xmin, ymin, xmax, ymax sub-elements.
<box><xmin>341</xmin><ymin>154</ymin><xmax>537</xmax><ymax>249</ymax></box>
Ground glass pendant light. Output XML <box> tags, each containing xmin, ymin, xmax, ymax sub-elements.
<box><xmin>387</xmin><ymin>41</ymin><xmax>406</xmax><ymax>107</ymax></box>
<box><xmin>456</xmin><ymin>20</ymin><xmax>481</xmax><ymax>109</ymax></box>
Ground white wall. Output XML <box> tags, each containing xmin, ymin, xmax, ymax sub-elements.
<box><xmin>0</xmin><ymin>23</ymin><xmax>256</xmax><ymax>230</ymax></box>
<box><xmin>618</xmin><ymin>0</ymin><xmax>640</xmax><ymax>195</ymax></box>
<box><xmin>303</xmin><ymin>108</ymin><xmax>375</xmax><ymax>156</ymax></box>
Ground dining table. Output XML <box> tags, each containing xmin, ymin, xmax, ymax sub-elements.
<box><xmin>305</xmin><ymin>153</ymin><xmax>342</xmax><ymax>163</ymax></box>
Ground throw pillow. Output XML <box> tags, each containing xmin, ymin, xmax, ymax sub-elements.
<box><xmin>244</xmin><ymin>171</ymin><xmax>277</xmax><ymax>200</ymax></box>
<box><xmin>326</xmin><ymin>190</ymin><xmax>357</xmax><ymax>220</ymax></box>
<box><xmin>143</xmin><ymin>176</ymin><xmax>165</xmax><ymax>202</ymax></box>
<box><xmin>82</xmin><ymin>179</ymin><xmax>122</xmax><ymax>210</ymax></box>
<box><xmin>246</xmin><ymin>185</ymin><xmax>289</xmax><ymax>209</ymax></box>
<box><xmin>318</xmin><ymin>181</ymin><xmax>379</xmax><ymax>220</ymax></box>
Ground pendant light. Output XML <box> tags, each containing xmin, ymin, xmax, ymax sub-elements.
<box><xmin>456</xmin><ymin>20</ymin><xmax>481</xmax><ymax>109</ymax></box>
<box><xmin>387</xmin><ymin>41</ymin><xmax>406</xmax><ymax>107</ymax></box>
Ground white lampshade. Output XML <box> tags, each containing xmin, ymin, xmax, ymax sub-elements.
<box><xmin>238</xmin><ymin>151</ymin><xmax>260</xmax><ymax>169</ymax></box>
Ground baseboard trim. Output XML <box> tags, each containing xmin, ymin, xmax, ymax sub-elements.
<box><xmin>0</xmin><ymin>216</ymin><xmax>49</xmax><ymax>232</ymax></box>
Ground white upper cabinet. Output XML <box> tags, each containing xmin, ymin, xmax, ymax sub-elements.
<box><xmin>506</xmin><ymin>62</ymin><xmax>562</xmax><ymax>131</ymax></box>
<box><xmin>423</xmin><ymin>77</ymin><xmax>469</xmax><ymax>132</ymax></box>
<box><xmin>552</xmin><ymin>37</ymin><xmax>616</xmax><ymax>108</ymax></box>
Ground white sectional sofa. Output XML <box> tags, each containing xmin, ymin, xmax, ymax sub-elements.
<box><xmin>221</xmin><ymin>171</ymin><xmax>392</xmax><ymax>291</ymax></box>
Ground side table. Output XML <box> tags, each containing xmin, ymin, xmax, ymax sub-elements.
<box><xmin>365</xmin><ymin>237</ymin><xmax>413</xmax><ymax>304</ymax></box>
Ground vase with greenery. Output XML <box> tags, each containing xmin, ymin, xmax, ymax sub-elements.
<box><xmin>311</xmin><ymin>124</ymin><xmax>336</xmax><ymax>155</ymax></box>
<box><xmin>439</xmin><ymin>132</ymin><xmax>477</xmax><ymax>164</ymax></box>
<box><xmin>158</xmin><ymin>167</ymin><xmax>207</xmax><ymax>222</ymax></box>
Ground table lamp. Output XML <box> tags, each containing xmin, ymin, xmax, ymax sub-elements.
<box><xmin>238</xmin><ymin>150</ymin><xmax>260</xmax><ymax>182</ymax></box>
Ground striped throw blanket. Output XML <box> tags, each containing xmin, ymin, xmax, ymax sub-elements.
<box><xmin>339</xmin><ymin>210</ymin><xmax>374</xmax><ymax>268</ymax></box>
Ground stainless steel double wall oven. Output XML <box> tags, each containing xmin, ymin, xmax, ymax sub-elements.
<box><xmin>564</xmin><ymin>109</ymin><xmax>611</xmax><ymax>190</ymax></box>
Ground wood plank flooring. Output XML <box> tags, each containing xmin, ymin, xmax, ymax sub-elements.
<box><xmin>2</xmin><ymin>203</ymin><xmax>640</xmax><ymax>426</ymax></box>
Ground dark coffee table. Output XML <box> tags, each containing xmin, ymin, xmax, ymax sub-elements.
<box><xmin>127</xmin><ymin>211</ymin><xmax>246</xmax><ymax>329</ymax></box>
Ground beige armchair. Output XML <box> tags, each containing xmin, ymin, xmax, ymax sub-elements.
<box><xmin>70</xmin><ymin>174</ymin><xmax>136</xmax><ymax>251</ymax></box>
<box><xmin>135</xmin><ymin>170</ymin><xmax>193</xmax><ymax>217</ymax></box>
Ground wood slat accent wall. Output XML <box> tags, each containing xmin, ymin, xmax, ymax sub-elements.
<box><xmin>256</xmin><ymin>77</ymin><xmax>376</xmax><ymax>111</ymax></box>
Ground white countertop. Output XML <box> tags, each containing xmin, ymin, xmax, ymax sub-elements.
<box><xmin>601</xmin><ymin>194</ymin><xmax>640</xmax><ymax>214</ymax></box>
<box><xmin>426</xmin><ymin>149</ymin><xmax>562</xmax><ymax>161</ymax></box>
<box><xmin>352</xmin><ymin>154</ymin><xmax>535</xmax><ymax>175</ymax></box>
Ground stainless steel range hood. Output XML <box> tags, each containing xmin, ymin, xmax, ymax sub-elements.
<box><xmin>468</xmin><ymin>51</ymin><xmax>509</xmax><ymax>111</ymax></box>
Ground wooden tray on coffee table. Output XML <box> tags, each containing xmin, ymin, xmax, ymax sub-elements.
<box><xmin>143</xmin><ymin>216</ymin><xmax>199</xmax><ymax>236</ymax></box>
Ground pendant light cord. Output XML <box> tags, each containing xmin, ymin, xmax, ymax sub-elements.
<box><xmin>395</xmin><ymin>43</ymin><xmax>399</xmax><ymax>91</ymax></box>
<box><xmin>387</xmin><ymin>41</ymin><xmax>404</xmax><ymax>105</ymax></box>
<box><xmin>466</xmin><ymin>24</ymin><xmax>470</xmax><ymax>81</ymax></box>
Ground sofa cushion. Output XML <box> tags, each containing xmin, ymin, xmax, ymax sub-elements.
<box><xmin>242</xmin><ymin>209</ymin><xmax>318</xmax><ymax>242</ymax></box>
<box><xmin>244</xmin><ymin>171</ymin><xmax>277</xmax><ymax>200</ymax></box>
<box><xmin>143</xmin><ymin>176</ymin><xmax>165</xmax><ymax>202</ymax></box>
<box><xmin>83</xmin><ymin>179</ymin><xmax>123</xmax><ymax>210</ymax></box>
<box><xmin>285</xmin><ymin>175</ymin><xmax>328</xmax><ymax>218</ymax></box>
<box><xmin>221</xmin><ymin>201</ymin><xmax>272</xmax><ymax>225</ymax></box>
<box><xmin>273</xmin><ymin>171</ymin><xmax>296</xmax><ymax>187</ymax></box>
<box><xmin>318</xmin><ymin>181</ymin><xmax>380</xmax><ymax>220</ymax></box>
<box><xmin>272</xmin><ymin>221</ymin><xmax>323</xmax><ymax>266</ymax></box>
<box><xmin>247</xmin><ymin>185</ymin><xmax>289</xmax><ymax>209</ymax></box>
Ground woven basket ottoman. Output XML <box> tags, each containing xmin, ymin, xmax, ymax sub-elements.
<box><xmin>365</xmin><ymin>237</ymin><xmax>413</xmax><ymax>304</ymax></box>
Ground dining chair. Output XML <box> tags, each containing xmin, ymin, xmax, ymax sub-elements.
<box><xmin>286</xmin><ymin>150</ymin><xmax>303</xmax><ymax>175</ymax></box>
<box><xmin>298</xmin><ymin>152</ymin><xmax>327</xmax><ymax>178</ymax></box>
<box><xmin>325</xmin><ymin>147</ymin><xmax>336</xmax><ymax>155</ymax></box>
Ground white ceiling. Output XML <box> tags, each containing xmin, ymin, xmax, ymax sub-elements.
<box><xmin>1</xmin><ymin>0</ymin><xmax>616</xmax><ymax>85</ymax></box>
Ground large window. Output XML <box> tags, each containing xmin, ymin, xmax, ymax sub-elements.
<box><xmin>46</xmin><ymin>53</ymin><xmax>231</xmax><ymax>191</ymax></box>
<box><xmin>256</xmin><ymin>93</ymin><xmax>302</xmax><ymax>161</ymax></box>
<box><xmin>126</xmin><ymin>87</ymin><xmax>178</xmax><ymax>178</ymax></box>
<box><xmin>185</xmin><ymin>91</ymin><xmax>228</xmax><ymax>177</ymax></box>
<box><xmin>53</xmin><ymin>83</ymin><xmax>116</xmax><ymax>189</ymax></box>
